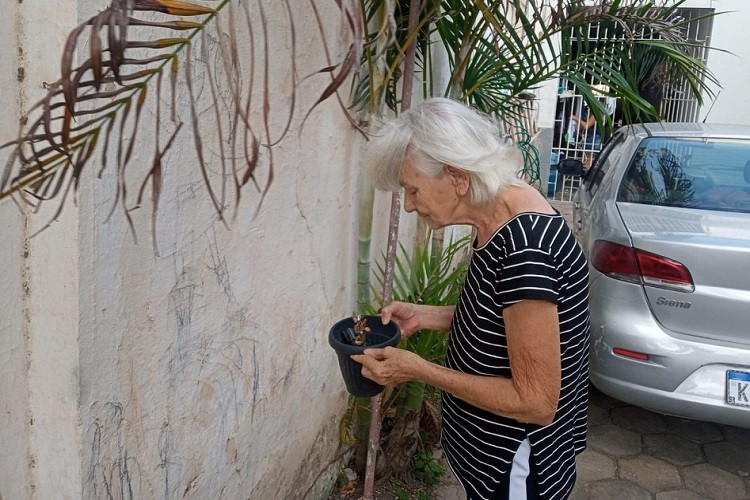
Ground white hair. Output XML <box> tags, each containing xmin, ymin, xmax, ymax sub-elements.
<box><xmin>365</xmin><ymin>97</ymin><xmax>525</xmax><ymax>205</ymax></box>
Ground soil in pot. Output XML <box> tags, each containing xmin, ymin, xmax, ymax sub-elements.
<box><xmin>329</xmin><ymin>315</ymin><xmax>401</xmax><ymax>398</ymax></box>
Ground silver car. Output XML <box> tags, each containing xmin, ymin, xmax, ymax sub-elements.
<box><xmin>566</xmin><ymin>122</ymin><xmax>750</xmax><ymax>429</ymax></box>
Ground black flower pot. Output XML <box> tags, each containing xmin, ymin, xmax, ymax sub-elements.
<box><xmin>329</xmin><ymin>315</ymin><xmax>401</xmax><ymax>398</ymax></box>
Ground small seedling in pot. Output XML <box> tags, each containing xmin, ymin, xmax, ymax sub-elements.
<box><xmin>329</xmin><ymin>312</ymin><xmax>401</xmax><ymax>397</ymax></box>
<box><xmin>342</xmin><ymin>312</ymin><xmax>371</xmax><ymax>346</ymax></box>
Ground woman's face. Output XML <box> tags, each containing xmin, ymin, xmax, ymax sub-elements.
<box><xmin>399</xmin><ymin>155</ymin><xmax>464</xmax><ymax>229</ymax></box>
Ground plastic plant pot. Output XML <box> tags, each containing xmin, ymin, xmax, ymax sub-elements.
<box><xmin>328</xmin><ymin>315</ymin><xmax>401</xmax><ymax>398</ymax></box>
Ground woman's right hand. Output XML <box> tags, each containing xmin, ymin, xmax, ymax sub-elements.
<box><xmin>380</xmin><ymin>301</ymin><xmax>423</xmax><ymax>338</ymax></box>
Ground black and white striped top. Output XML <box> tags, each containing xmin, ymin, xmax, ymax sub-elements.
<box><xmin>442</xmin><ymin>212</ymin><xmax>590</xmax><ymax>500</ymax></box>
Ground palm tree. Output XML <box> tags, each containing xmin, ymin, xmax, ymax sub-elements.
<box><xmin>355</xmin><ymin>0</ymin><xmax>716</xmax><ymax>122</ymax></box>
<box><xmin>0</xmin><ymin>0</ymin><xmax>719</xmax><ymax>220</ymax></box>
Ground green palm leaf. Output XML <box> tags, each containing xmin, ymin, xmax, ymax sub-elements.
<box><xmin>355</xmin><ymin>0</ymin><xmax>720</xmax><ymax>129</ymax></box>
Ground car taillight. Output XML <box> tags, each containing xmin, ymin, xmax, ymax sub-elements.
<box><xmin>636</xmin><ymin>249</ymin><xmax>694</xmax><ymax>292</ymax></box>
<box><xmin>592</xmin><ymin>240</ymin><xmax>694</xmax><ymax>292</ymax></box>
<box><xmin>591</xmin><ymin>241</ymin><xmax>640</xmax><ymax>283</ymax></box>
<box><xmin>613</xmin><ymin>348</ymin><xmax>649</xmax><ymax>361</ymax></box>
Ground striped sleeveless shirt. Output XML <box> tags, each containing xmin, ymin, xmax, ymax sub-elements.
<box><xmin>442</xmin><ymin>212</ymin><xmax>590</xmax><ymax>500</ymax></box>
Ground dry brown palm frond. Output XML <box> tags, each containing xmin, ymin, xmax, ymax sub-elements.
<box><xmin>0</xmin><ymin>0</ymin><xmax>366</xmax><ymax>240</ymax></box>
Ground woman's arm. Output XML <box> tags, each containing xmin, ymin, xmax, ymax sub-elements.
<box><xmin>571</xmin><ymin>113</ymin><xmax>596</xmax><ymax>130</ymax></box>
<box><xmin>354</xmin><ymin>300</ymin><xmax>561</xmax><ymax>426</ymax></box>
<box><xmin>380</xmin><ymin>302</ymin><xmax>455</xmax><ymax>337</ymax></box>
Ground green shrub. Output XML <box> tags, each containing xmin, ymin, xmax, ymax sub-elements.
<box><xmin>414</xmin><ymin>451</ymin><xmax>446</xmax><ymax>486</ymax></box>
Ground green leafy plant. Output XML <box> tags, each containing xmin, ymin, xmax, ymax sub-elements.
<box><xmin>342</xmin><ymin>233</ymin><xmax>470</xmax><ymax>477</ymax></box>
<box><xmin>353</xmin><ymin>0</ymin><xmax>719</xmax><ymax>125</ymax></box>
<box><xmin>416</xmin><ymin>490</ymin><xmax>431</xmax><ymax>500</ymax></box>
<box><xmin>414</xmin><ymin>451</ymin><xmax>446</xmax><ymax>487</ymax></box>
<box><xmin>393</xmin><ymin>486</ymin><xmax>410</xmax><ymax>500</ymax></box>
<box><xmin>384</xmin><ymin>478</ymin><xmax>433</xmax><ymax>500</ymax></box>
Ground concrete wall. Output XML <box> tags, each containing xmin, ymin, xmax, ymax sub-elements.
<box><xmin>693</xmin><ymin>0</ymin><xmax>750</xmax><ymax>125</ymax></box>
<box><xmin>1</xmin><ymin>1</ymin><xmax>362</xmax><ymax>498</ymax></box>
<box><xmin>1</xmin><ymin>2</ymin><xmax>82</xmax><ymax>499</ymax></box>
<box><xmin>0</xmin><ymin>4</ymin><xmax>32</xmax><ymax>499</ymax></box>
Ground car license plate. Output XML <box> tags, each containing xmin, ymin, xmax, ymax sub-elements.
<box><xmin>726</xmin><ymin>370</ymin><xmax>750</xmax><ymax>407</ymax></box>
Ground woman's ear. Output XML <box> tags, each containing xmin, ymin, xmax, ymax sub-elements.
<box><xmin>444</xmin><ymin>165</ymin><xmax>470</xmax><ymax>197</ymax></box>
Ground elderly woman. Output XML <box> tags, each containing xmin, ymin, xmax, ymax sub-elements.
<box><xmin>352</xmin><ymin>98</ymin><xmax>590</xmax><ymax>500</ymax></box>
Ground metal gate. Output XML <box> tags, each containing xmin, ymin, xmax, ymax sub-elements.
<box><xmin>547</xmin><ymin>7</ymin><xmax>714</xmax><ymax>202</ymax></box>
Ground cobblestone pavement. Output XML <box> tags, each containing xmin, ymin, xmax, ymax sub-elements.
<box><xmin>433</xmin><ymin>385</ymin><xmax>750</xmax><ymax>500</ymax></box>
<box><xmin>570</xmin><ymin>386</ymin><xmax>750</xmax><ymax>500</ymax></box>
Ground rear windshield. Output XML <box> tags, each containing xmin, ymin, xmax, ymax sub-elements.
<box><xmin>618</xmin><ymin>137</ymin><xmax>750</xmax><ymax>213</ymax></box>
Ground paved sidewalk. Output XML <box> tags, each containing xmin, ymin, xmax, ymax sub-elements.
<box><xmin>433</xmin><ymin>385</ymin><xmax>750</xmax><ymax>499</ymax></box>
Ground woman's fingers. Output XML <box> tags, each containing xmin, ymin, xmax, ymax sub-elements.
<box><xmin>363</xmin><ymin>347</ymin><xmax>389</xmax><ymax>360</ymax></box>
<box><xmin>380</xmin><ymin>306</ymin><xmax>393</xmax><ymax>325</ymax></box>
<box><xmin>380</xmin><ymin>301</ymin><xmax>403</xmax><ymax>325</ymax></box>
<box><xmin>360</xmin><ymin>365</ymin><xmax>375</xmax><ymax>381</ymax></box>
<box><xmin>350</xmin><ymin>352</ymin><xmax>383</xmax><ymax>383</ymax></box>
<box><xmin>350</xmin><ymin>347</ymin><xmax>406</xmax><ymax>385</ymax></box>
<box><xmin>380</xmin><ymin>301</ymin><xmax>420</xmax><ymax>337</ymax></box>
<box><xmin>350</xmin><ymin>348</ymin><xmax>388</xmax><ymax>366</ymax></box>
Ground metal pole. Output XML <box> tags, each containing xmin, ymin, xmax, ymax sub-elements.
<box><xmin>362</xmin><ymin>192</ymin><xmax>401</xmax><ymax>499</ymax></box>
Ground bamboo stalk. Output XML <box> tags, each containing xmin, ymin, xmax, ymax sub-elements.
<box><xmin>356</xmin><ymin>180</ymin><xmax>375</xmax><ymax>312</ymax></box>
<box><xmin>352</xmin><ymin>0</ymin><xmax>390</xmax><ymax>477</ymax></box>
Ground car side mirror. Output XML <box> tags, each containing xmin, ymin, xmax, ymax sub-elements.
<box><xmin>556</xmin><ymin>158</ymin><xmax>585</xmax><ymax>177</ymax></box>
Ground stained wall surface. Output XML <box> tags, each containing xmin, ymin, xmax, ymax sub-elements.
<box><xmin>0</xmin><ymin>2</ymin><xmax>82</xmax><ymax>499</ymax></box>
<box><xmin>1</xmin><ymin>1</ymin><xmax>362</xmax><ymax>498</ymax></box>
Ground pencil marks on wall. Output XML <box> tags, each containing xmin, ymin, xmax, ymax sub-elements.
<box><xmin>81</xmin><ymin>147</ymin><xmax>331</xmax><ymax>496</ymax></box>
<box><xmin>157</xmin><ymin>420</ymin><xmax>172</xmax><ymax>500</ymax></box>
<box><xmin>206</xmin><ymin>227</ymin><xmax>235</xmax><ymax>303</ymax></box>
<box><xmin>169</xmin><ymin>282</ymin><xmax>195</xmax><ymax>340</ymax></box>
<box><xmin>88</xmin><ymin>402</ymin><xmax>140</xmax><ymax>500</ymax></box>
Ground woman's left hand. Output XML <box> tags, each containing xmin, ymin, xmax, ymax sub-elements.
<box><xmin>351</xmin><ymin>347</ymin><xmax>424</xmax><ymax>386</ymax></box>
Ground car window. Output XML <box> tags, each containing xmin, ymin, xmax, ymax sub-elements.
<box><xmin>617</xmin><ymin>137</ymin><xmax>750</xmax><ymax>213</ymax></box>
<box><xmin>586</xmin><ymin>130</ymin><xmax>625</xmax><ymax>196</ymax></box>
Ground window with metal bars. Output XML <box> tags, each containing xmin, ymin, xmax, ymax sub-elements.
<box><xmin>547</xmin><ymin>8</ymin><xmax>714</xmax><ymax>203</ymax></box>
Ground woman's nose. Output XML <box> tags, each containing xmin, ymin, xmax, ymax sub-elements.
<box><xmin>403</xmin><ymin>193</ymin><xmax>415</xmax><ymax>213</ymax></box>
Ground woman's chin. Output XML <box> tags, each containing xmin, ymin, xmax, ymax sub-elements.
<box><xmin>417</xmin><ymin>213</ymin><xmax>444</xmax><ymax>229</ymax></box>
<box><xmin>424</xmin><ymin>218</ymin><xmax>444</xmax><ymax>229</ymax></box>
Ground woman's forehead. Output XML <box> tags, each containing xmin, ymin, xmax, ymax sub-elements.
<box><xmin>399</xmin><ymin>156</ymin><xmax>421</xmax><ymax>185</ymax></box>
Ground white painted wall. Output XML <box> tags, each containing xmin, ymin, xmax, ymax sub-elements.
<box><xmin>694</xmin><ymin>0</ymin><xmax>750</xmax><ymax>125</ymax></box>
<box><xmin>1</xmin><ymin>1</ymin><xmax>364</xmax><ymax>498</ymax></box>
<box><xmin>0</xmin><ymin>2</ymin><xmax>82</xmax><ymax>499</ymax></box>
<box><xmin>0</xmin><ymin>4</ymin><xmax>32</xmax><ymax>499</ymax></box>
